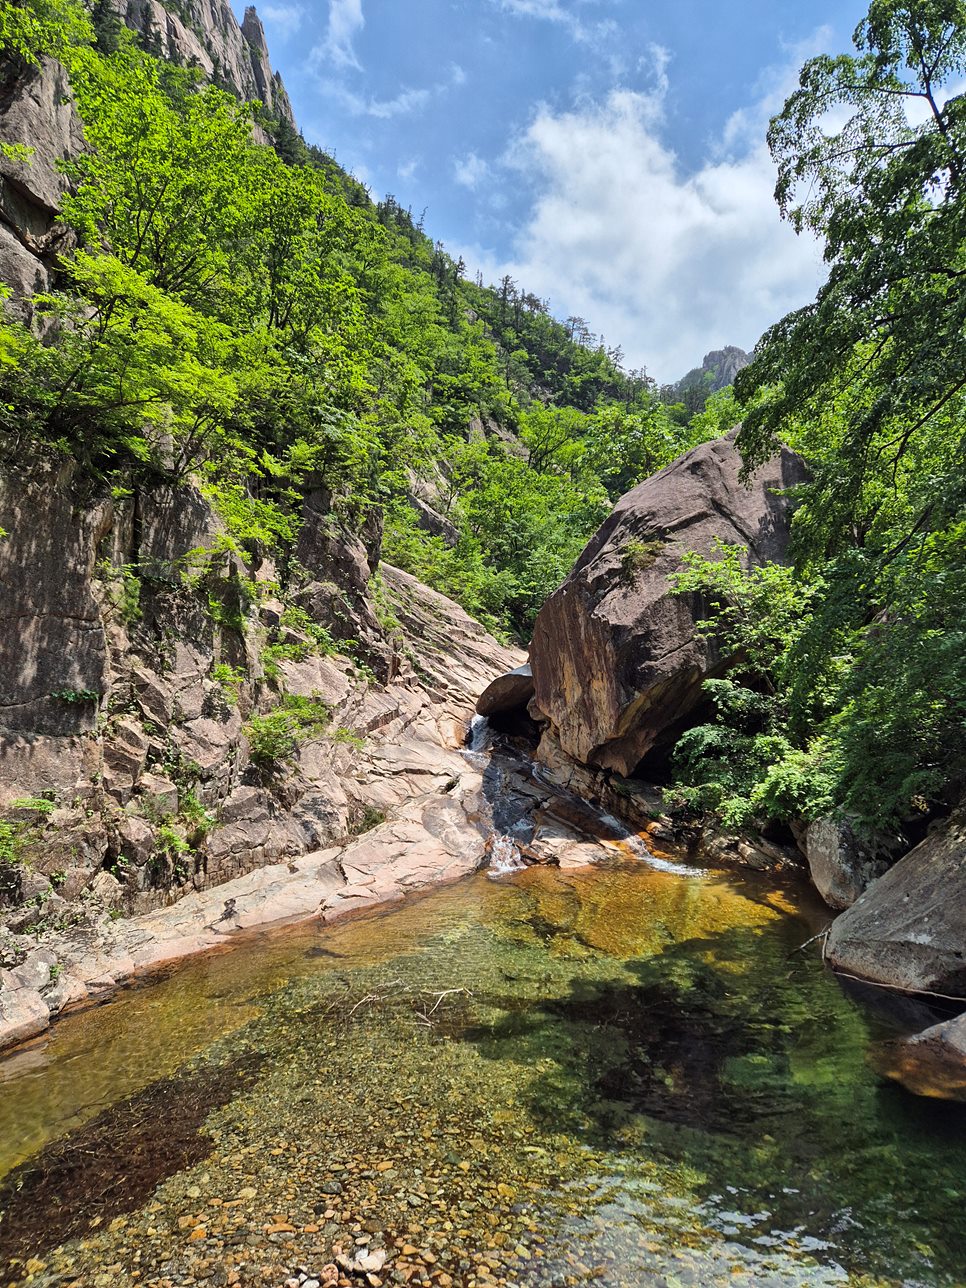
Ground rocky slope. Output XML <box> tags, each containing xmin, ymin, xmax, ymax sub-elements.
<box><xmin>0</xmin><ymin>464</ymin><xmax>524</xmax><ymax>1046</ymax></box>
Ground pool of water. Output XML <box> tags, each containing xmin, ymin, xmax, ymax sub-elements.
<box><xmin>1</xmin><ymin>856</ymin><xmax>964</xmax><ymax>1287</ymax></box>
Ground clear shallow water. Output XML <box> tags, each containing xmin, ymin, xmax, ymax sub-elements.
<box><xmin>1</xmin><ymin>858</ymin><xmax>964</xmax><ymax>1287</ymax></box>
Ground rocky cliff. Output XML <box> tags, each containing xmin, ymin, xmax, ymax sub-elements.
<box><xmin>674</xmin><ymin>346</ymin><xmax>750</xmax><ymax>397</ymax></box>
<box><xmin>109</xmin><ymin>0</ymin><xmax>294</xmax><ymax>124</ymax></box>
<box><xmin>0</xmin><ymin>465</ymin><xmax>520</xmax><ymax>924</ymax></box>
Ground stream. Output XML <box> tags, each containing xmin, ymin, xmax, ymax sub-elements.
<box><xmin>1</xmin><ymin>728</ymin><xmax>965</xmax><ymax>1286</ymax></box>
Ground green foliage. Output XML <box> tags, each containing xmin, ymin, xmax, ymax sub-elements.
<box><xmin>0</xmin><ymin>0</ymin><xmax>91</xmax><ymax>66</ymax></box>
<box><xmin>666</xmin><ymin>547</ymin><xmax>835</xmax><ymax>830</ymax></box>
<box><xmin>706</xmin><ymin>0</ymin><xmax>966</xmax><ymax>832</ymax></box>
<box><xmin>212</xmin><ymin>662</ymin><xmax>246</xmax><ymax>705</ymax></box>
<box><xmin>245</xmin><ymin>694</ymin><xmax>331</xmax><ymax>765</ymax></box>
<box><xmin>0</xmin><ymin>3</ymin><xmax>714</xmax><ymax>641</ymax></box>
<box><xmin>0</xmin><ymin>823</ymin><xmax>21</xmax><ymax>865</ymax></box>
<box><xmin>10</xmin><ymin>796</ymin><xmax>56</xmax><ymax>816</ymax></box>
<box><xmin>50</xmin><ymin>687</ymin><xmax>99</xmax><ymax>704</ymax></box>
<box><xmin>620</xmin><ymin>539</ymin><xmax>663</xmax><ymax>584</ymax></box>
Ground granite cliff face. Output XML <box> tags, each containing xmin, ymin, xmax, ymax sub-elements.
<box><xmin>110</xmin><ymin>0</ymin><xmax>294</xmax><ymax>123</ymax></box>
<box><xmin>0</xmin><ymin>56</ymin><xmax>85</xmax><ymax>314</ymax></box>
<box><xmin>674</xmin><ymin>346</ymin><xmax>750</xmax><ymax>397</ymax></box>
<box><xmin>527</xmin><ymin>430</ymin><xmax>806</xmax><ymax>777</ymax></box>
<box><xmin>0</xmin><ymin>466</ymin><xmax>520</xmax><ymax>921</ymax></box>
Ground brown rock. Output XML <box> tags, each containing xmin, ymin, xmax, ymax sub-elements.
<box><xmin>116</xmin><ymin>816</ymin><xmax>157</xmax><ymax>867</ymax></box>
<box><xmin>529</xmin><ymin>431</ymin><xmax>806</xmax><ymax>775</ymax></box>
<box><xmin>476</xmin><ymin>665</ymin><xmax>534</xmax><ymax>718</ymax></box>
<box><xmin>138</xmin><ymin>772</ymin><xmax>180</xmax><ymax>817</ymax></box>
<box><xmin>826</xmin><ymin>809</ymin><xmax>966</xmax><ymax>994</ymax></box>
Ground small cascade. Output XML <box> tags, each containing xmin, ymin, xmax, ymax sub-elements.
<box><xmin>596</xmin><ymin>810</ymin><xmax>705</xmax><ymax>877</ymax></box>
<box><xmin>464</xmin><ymin>709</ymin><xmax>703</xmax><ymax>879</ymax></box>
<box><xmin>467</xmin><ymin>714</ymin><xmax>493</xmax><ymax>752</ymax></box>
<box><xmin>488</xmin><ymin>834</ymin><xmax>528</xmax><ymax>876</ymax></box>
<box><xmin>462</xmin><ymin>715</ymin><xmax>494</xmax><ymax>769</ymax></box>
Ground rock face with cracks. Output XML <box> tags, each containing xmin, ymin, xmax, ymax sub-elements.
<box><xmin>529</xmin><ymin>430</ymin><xmax>806</xmax><ymax>776</ymax></box>
<box><xmin>826</xmin><ymin>807</ymin><xmax>966</xmax><ymax>996</ymax></box>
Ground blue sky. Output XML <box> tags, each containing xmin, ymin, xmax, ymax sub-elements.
<box><xmin>245</xmin><ymin>0</ymin><xmax>870</xmax><ymax>381</ymax></box>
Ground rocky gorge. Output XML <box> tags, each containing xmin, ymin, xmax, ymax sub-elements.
<box><xmin>1</xmin><ymin>0</ymin><xmax>966</xmax><ymax>1280</ymax></box>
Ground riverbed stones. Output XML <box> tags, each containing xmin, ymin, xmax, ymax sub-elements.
<box><xmin>528</xmin><ymin>430</ymin><xmax>806</xmax><ymax>776</ymax></box>
<box><xmin>826</xmin><ymin>807</ymin><xmax>966</xmax><ymax>994</ymax></box>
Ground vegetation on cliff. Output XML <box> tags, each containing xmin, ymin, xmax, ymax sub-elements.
<box><xmin>668</xmin><ymin>0</ymin><xmax>966</xmax><ymax>835</ymax></box>
<box><xmin>0</xmin><ymin>0</ymin><xmax>710</xmax><ymax>639</ymax></box>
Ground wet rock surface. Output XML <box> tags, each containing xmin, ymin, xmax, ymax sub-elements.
<box><xmin>528</xmin><ymin>431</ymin><xmax>806</xmax><ymax>776</ymax></box>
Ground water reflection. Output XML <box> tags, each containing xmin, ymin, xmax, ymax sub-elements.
<box><xmin>1</xmin><ymin>861</ymin><xmax>964</xmax><ymax>1286</ymax></box>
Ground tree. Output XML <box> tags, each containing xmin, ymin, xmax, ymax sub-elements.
<box><xmin>736</xmin><ymin>0</ymin><xmax>966</xmax><ymax>551</ymax></box>
<box><xmin>717</xmin><ymin>0</ymin><xmax>966</xmax><ymax>828</ymax></box>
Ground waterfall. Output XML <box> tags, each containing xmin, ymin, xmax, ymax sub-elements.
<box><xmin>467</xmin><ymin>714</ymin><xmax>493</xmax><ymax>752</ymax></box>
<box><xmin>488</xmin><ymin>834</ymin><xmax>527</xmax><ymax>875</ymax></box>
<box><xmin>464</xmin><ymin>710</ymin><xmax>703</xmax><ymax>879</ymax></box>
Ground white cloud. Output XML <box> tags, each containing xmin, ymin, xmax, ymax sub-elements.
<box><xmin>492</xmin><ymin>0</ymin><xmax>615</xmax><ymax>47</ymax></box>
<box><xmin>398</xmin><ymin>157</ymin><xmax>421</xmax><ymax>180</ymax></box>
<box><xmin>454</xmin><ymin>152</ymin><xmax>490</xmax><ymax>189</ymax></box>
<box><xmin>456</xmin><ymin>50</ymin><xmax>829</xmax><ymax>382</ymax></box>
<box><xmin>325</xmin><ymin>82</ymin><xmax>431</xmax><ymax>118</ymax></box>
<box><xmin>320</xmin><ymin>0</ymin><xmax>364</xmax><ymax>71</ymax></box>
<box><xmin>261</xmin><ymin>4</ymin><xmax>304</xmax><ymax>39</ymax></box>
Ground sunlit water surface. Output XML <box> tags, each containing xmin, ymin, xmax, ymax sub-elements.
<box><xmin>1</xmin><ymin>857</ymin><xmax>964</xmax><ymax>1287</ymax></box>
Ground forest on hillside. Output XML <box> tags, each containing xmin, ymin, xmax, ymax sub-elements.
<box><xmin>1</xmin><ymin>0</ymin><xmax>964</xmax><ymax>845</ymax></box>
<box><xmin>0</xmin><ymin>0</ymin><xmax>722</xmax><ymax>643</ymax></box>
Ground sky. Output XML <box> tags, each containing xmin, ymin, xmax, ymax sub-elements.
<box><xmin>241</xmin><ymin>0</ymin><xmax>871</xmax><ymax>383</ymax></box>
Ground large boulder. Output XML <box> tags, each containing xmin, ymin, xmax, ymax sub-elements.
<box><xmin>476</xmin><ymin>664</ymin><xmax>534</xmax><ymax>718</ymax></box>
<box><xmin>529</xmin><ymin>430</ymin><xmax>806</xmax><ymax>775</ymax></box>
<box><xmin>805</xmin><ymin>817</ymin><xmax>890</xmax><ymax>910</ymax></box>
<box><xmin>826</xmin><ymin>809</ymin><xmax>966</xmax><ymax>994</ymax></box>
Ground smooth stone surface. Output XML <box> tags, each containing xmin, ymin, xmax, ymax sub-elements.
<box><xmin>476</xmin><ymin>664</ymin><xmax>534</xmax><ymax>718</ymax></box>
<box><xmin>806</xmin><ymin>817</ymin><xmax>889</xmax><ymax>910</ymax></box>
<box><xmin>827</xmin><ymin>808</ymin><xmax>966</xmax><ymax>994</ymax></box>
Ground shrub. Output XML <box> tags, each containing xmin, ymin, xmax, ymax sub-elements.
<box><xmin>245</xmin><ymin>694</ymin><xmax>331</xmax><ymax>765</ymax></box>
